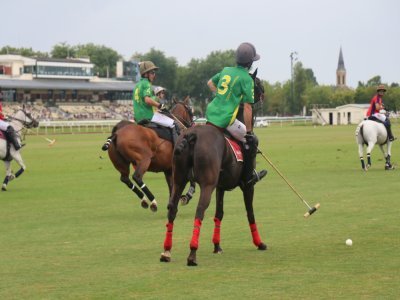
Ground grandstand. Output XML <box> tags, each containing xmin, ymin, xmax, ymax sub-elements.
<box><xmin>2</xmin><ymin>101</ymin><xmax>134</xmax><ymax>121</ymax></box>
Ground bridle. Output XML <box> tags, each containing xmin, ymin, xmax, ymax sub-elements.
<box><xmin>8</xmin><ymin>109</ymin><xmax>37</xmax><ymax>129</ymax></box>
<box><xmin>169</xmin><ymin>102</ymin><xmax>194</xmax><ymax>129</ymax></box>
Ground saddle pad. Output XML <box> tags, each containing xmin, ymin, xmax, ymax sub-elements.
<box><xmin>225</xmin><ymin>137</ymin><xmax>243</xmax><ymax>162</ymax></box>
<box><xmin>140</xmin><ymin>122</ymin><xmax>172</xmax><ymax>142</ymax></box>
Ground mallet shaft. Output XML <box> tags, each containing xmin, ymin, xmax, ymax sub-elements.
<box><xmin>257</xmin><ymin>148</ymin><xmax>312</xmax><ymax>209</ymax></box>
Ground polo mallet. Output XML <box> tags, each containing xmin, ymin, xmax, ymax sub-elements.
<box><xmin>26</xmin><ymin>128</ymin><xmax>56</xmax><ymax>146</ymax></box>
<box><xmin>257</xmin><ymin>148</ymin><xmax>320</xmax><ymax>218</ymax></box>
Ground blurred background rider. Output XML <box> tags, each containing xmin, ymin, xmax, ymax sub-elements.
<box><xmin>366</xmin><ymin>84</ymin><xmax>395</xmax><ymax>141</ymax></box>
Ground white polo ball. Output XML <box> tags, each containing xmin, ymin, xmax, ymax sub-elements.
<box><xmin>345</xmin><ymin>239</ymin><xmax>353</xmax><ymax>246</ymax></box>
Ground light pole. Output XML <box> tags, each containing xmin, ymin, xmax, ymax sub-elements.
<box><xmin>290</xmin><ymin>51</ymin><xmax>298</xmax><ymax>114</ymax></box>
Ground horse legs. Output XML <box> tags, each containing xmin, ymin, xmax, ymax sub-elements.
<box><xmin>160</xmin><ymin>175</ymin><xmax>188</xmax><ymax>263</ymax></box>
<box><xmin>132</xmin><ymin>158</ymin><xmax>158</xmax><ymax>212</ymax></box>
<box><xmin>357</xmin><ymin>141</ymin><xmax>366</xmax><ymax>170</ymax></box>
<box><xmin>187</xmin><ymin>185</ymin><xmax>214</xmax><ymax>266</ymax></box>
<box><xmin>366</xmin><ymin>142</ymin><xmax>376</xmax><ymax>169</ymax></box>
<box><xmin>2</xmin><ymin>161</ymin><xmax>12</xmax><ymax>191</ymax></box>
<box><xmin>379</xmin><ymin>143</ymin><xmax>394</xmax><ymax>170</ymax></box>
<box><xmin>180</xmin><ymin>181</ymin><xmax>196</xmax><ymax>205</ymax></box>
<box><xmin>212</xmin><ymin>188</ymin><xmax>224</xmax><ymax>254</ymax></box>
<box><xmin>2</xmin><ymin>152</ymin><xmax>26</xmax><ymax>191</ymax></box>
<box><xmin>241</xmin><ymin>185</ymin><xmax>267</xmax><ymax>250</ymax></box>
<box><xmin>120</xmin><ymin>174</ymin><xmax>148</xmax><ymax>209</ymax></box>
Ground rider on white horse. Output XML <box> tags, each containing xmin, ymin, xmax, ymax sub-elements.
<box><xmin>366</xmin><ymin>84</ymin><xmax>395</xmax><ymax>141</ymax></box>
<box><xmin>0</xmin><ymin>100</ymin><xmax>23</xmax><ymax>150</ymax></box>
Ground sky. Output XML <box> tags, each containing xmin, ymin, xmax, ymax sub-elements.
<box><xmin>1</xmin><ymin>0</ymin><xmax>399</xmax><ymax>88</ymax></box>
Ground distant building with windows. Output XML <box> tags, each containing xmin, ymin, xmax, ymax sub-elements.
<box><xmin>0</xmin><ymin>54</ymin><xmax>135</xmax><ymax>104</ymax></box>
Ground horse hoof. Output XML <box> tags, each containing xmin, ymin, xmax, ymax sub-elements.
<box><xmin>257</xmin><ymin>243</ymin><xmax>267</xmax><ymax>250</ymax></box>
<box><xmin>187</xmin><ymin>259</ymin><xmax>198</xmax><ymax>266</ymax></box>
<box><xmin>180</xmin><ymin>195</ymin><xmax>189</xmax><ymax>206</ymax></box>
<box><xmin>213</xmin><ymin>244</ymin><xmax>223</xmax><ymax>254</ymax></box>
<box><xmin>1</xmin><ymin>186</ymin><xmax>6</xmax><ymax>191</ymax></box>
<box><xmin>141</xmin><ymin>200</ymin><xmax>149</xmax><ymax>209</ymax></box>
<box><xmin>150</xmin><ymin>203</ymin><xmax>158</xmax><ymax>212</ymax></box>
<box><xmin>160</xmin><ymin>252</ymin><xmax>171</xmax><ymax>262</ymax></box>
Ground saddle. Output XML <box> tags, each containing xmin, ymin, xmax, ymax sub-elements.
<box><xmin>137</xmin><ymin>120</ymin><xmax>173</xmax><ymax>143</ymax></box>
<box><xmin>0</xmin><ymin>131</ymin><xmax>12</xmax><ymax>161</ymax></box>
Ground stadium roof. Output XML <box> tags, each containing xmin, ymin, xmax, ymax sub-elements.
<box><xmin>0</xmin><ymin>78</ymin><xmax>135</xmax><ymax>91</ymax></box>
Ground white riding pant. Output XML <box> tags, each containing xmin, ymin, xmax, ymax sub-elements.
<box><xmin>0</xmin><ymin>120</ymin><xmax>10</xmax><ymax>131</ymax></box>
<box><xmin>151</xmin><ymin>112</ymin><xmax>174</xmax><ymax>128</ymax></box>
<box><xmin>372</xmin><ymin>112</ymin><xmax>386</xmax><ymax>122</ymax></box>
<box><xmin>227</xmin><ymin>119</ymin><xmax>247</xmax><ymax>142</ymax></box>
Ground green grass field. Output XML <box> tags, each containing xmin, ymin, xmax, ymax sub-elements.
<box><xmin>1</xmin><ymin>125</ymin><xmax>399</xmax><ymax>299</ymax></box>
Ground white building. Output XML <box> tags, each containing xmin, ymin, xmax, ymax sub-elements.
<box><xmin>311</xmin><ymin>104</ymin><xmax>369</xmax><ymax>125</ymax></box>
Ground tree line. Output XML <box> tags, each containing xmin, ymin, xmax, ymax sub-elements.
<box><xmin>1</xmin><ymin>44</ymin><xmax>399</xmax><ymax>116</ymax></box>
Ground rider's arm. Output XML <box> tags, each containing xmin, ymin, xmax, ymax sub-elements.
<box><xmin>144</xmin><ymin>96</ymin><xmax>162</xmax><ymax>108</ymax></box>
<box><xmin>207</xmin><ymin>79</ymin><xmax>217</xmax><ymax>93</ymax></box>
<box><xmin>243</xmin><ymin>103</ymin><xmax>253</xmax><ymax>132</ymax></box>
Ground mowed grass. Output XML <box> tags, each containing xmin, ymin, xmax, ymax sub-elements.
<box><xmin>0</xmin><ymin>125</ymin><xmax>399</xmax><ymax>299</ymax></box>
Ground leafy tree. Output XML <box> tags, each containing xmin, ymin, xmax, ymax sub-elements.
<box><xmin>0</xmin><ymin>46</ymin><xmax>48</xmax><ymax>57</ymax></box>
<box><xmin>75</xmin><ymin>43</ymin><xmax>121</xmax><ymax>78</ymax></box>
<box><xmin>51</xmin><ymin>42</ymin><xmax>77</xmax><ymax>58</ymax></box>
<box><xmin>132</xmin><ymin>48</ymin><xmax>178</xmax><ymax>92</ymax></box>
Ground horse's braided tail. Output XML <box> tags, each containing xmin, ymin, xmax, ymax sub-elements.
<box><xmin>174</xmin><ymin>133</ymin><xmax>197</xmax><ymax>156</ymax></box>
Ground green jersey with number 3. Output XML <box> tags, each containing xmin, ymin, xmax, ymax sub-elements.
<box><xmin>133</xmin><ymin>78</ymin><xmax>157</xmax><ymax>122</ymax></box>
<box><xmin>206</xmin><ymin>66</ymin><xmax>254</xmax><ymax>128</ymax></box>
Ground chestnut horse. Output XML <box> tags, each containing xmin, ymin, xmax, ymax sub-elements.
<box><xmin>160</xmin><ymin>71</ymin><xmax>267</xmax><ymax>266</ymax></box>
<box><xmin>106</xmin><ymin>99</ymin><xmax>194</xmax><ymax>212</ymax></box>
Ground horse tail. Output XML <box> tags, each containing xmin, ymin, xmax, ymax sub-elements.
<box><xmin>174</xmin><ymin>133</ymin><xmax>197</xmax><ymax>156</ymax></box>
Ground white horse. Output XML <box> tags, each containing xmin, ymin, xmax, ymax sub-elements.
<box><xmin>355</xmin><ymin>119</ymin><xmax>394</xmax><ymax>170</ymax></box>
<box><xmin>0</xmin><ymin>108</ymin><xmax>39</xmax><ymax>191</ymax></box>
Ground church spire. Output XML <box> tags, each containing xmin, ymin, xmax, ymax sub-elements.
<box><xmin>336</xmin><ymin>47</ymin><xmax>347</xmax><ymax>87</ymax></box>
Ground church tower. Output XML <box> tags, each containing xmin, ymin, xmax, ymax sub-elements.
<box><xmin>336</xmin><ymin>47</ymin><xmax>347</xmax><ymax>87</ymax></box>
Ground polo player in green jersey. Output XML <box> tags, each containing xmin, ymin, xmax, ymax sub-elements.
<box><xmin>205</xmin><ymin>42</ymin><xmax>267</xmax><ymax>186</ymax></box>
<box><xmin>133</xmin><ymin>61</ymin><xmax>179</xmax><ymax>144</ymax></box>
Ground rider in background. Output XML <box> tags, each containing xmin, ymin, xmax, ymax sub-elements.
<box><xmin>133</xmin><ymin>61</ymin><xmax>179</xmax><ymax>145</ymax></box>
<box><xmin>366</xmin><ymin>84</ymin><xmax>395</xmax><ymax>141</ymax></box>
<box><xmin>205</xmin><ymin>42</ymin><xmax>267</xmax><ymax>187</ymax></box>
<box><xmin>0</xmin><ymin>98</ymin><xmax>23</xmax><ymax>150</ymax></box>
<box><xmin>154</xmin><ymin>86</ymin><xmax>168</xmax><ymax>106</ymax></box>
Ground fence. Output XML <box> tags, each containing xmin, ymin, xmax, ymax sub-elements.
<box><xmin>27</xmin><ymin>116</ymin><xmax>316</xmax><ymax>135</ymax></box>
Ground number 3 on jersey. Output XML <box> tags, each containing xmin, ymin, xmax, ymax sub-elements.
<box><xmin>217</xmin><ymin>75</ymin><xmax>232</xmax><ymax>95</ymax></box>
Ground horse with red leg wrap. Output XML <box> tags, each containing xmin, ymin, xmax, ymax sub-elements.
<box><xmin>160</xmin><ymin>73</ymin><xmax>267</xmax><ymax>266</ymax></box>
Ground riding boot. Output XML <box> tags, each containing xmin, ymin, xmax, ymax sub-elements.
<box><xmin>242</xmin><ymin>133</ymin><xmax>267</xmax><ymax>187</ymax></box>
<box><xmin>384</xmin><ymin>119</ymin><xmax>395</xmax><ymax>141</ymax></box>
<box><xmin>171</xmin><ymin>126</ymin><xmax>179</xmax><ymax>146</ymax></box>
<box><xmin>5</xmin><ymin>126</ymin><xmax>22</xmax><ymax>150</ymax></box>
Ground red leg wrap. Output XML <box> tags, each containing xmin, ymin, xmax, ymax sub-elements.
<box><xmin>164</xmin><ymin>222</ymin><xmax>174</xmax><ymax>251</ymax></box>
<box><xmin>190</xmin><ymin>218</ymin><xmax>202</xmax><ymax>250</ymax></box>
<box><xmin>250</xmin><ymin>223</ymin><xmax>262</xmax><ymax>247</ymax></box>
<box><xmin>212</xmin><ymin>217</ymin><xmax>221</xmax><ymax>244</ymax></box>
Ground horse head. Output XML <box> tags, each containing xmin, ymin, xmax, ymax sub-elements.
<box><xmin>12</xmin><ymin>108</ymin><xmax>39</xmax><ymax>129</ymax></box>
<box><xmin>251</xmin><ymin>68</ymin><xmax>265</xmax><ymax>104</ymax></box>
<box><xmin>170</xmin><ymin>97</ymin><xmax>194</xmax><ymax>128</ymax></box>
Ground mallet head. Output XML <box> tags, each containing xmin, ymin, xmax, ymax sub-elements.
<box><xmin>304</xmin><ymin>203</ymin><xmax>320</xmax><ymax>218</ymax></box>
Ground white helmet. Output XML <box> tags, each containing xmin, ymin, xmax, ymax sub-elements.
<box><xmin>154</xmin><ymin>86</ymin><xmax>166</xmax><ymax>95</ymax></box>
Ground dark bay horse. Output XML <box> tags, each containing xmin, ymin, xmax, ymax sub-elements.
<box><xmin>160</xmin><ymin>72</ymin><xmax>267</xmax><ymax>266</ymax></box>
<box><xmin>106</xmin><ymin>99</ymin><xmax>194</xmax><ymax>212</ymax></box>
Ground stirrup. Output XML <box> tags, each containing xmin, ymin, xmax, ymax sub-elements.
<box><xmin>389</xmin><ymin>136</ymin><xmax>396</xmax><ymax>142</ymax></box>
<box><xmin>246</xmin><ymin>169</ymin><xmax>268</xmax><ymax>186</ymax></box>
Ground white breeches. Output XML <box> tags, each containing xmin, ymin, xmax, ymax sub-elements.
<box><xmin>151</xmin><ymin>112</ymin><xmax>174</xmax><ymax>128</ymax></box>
<box><xmin>372</xmin><ymin>113</ymin><xmax>386</xmax><ymax>122</ymax></box>
<box><xmin>0</xmin><ymin>120</ymin><xmax>10</xmax><ymax>131</ymax></box>
<box><xmin>227</xmin><ymin>119</ymin><xmax>247</xmax><ymax>142</ymax></box>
